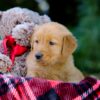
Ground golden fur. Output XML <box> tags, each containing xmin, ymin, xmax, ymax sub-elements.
<box><xmin>26</xmin><ymin>22</ymin><xmax>84</xmax><ymax>82</ymax></box>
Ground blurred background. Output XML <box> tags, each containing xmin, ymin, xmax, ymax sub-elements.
<box><xmin>0</xmin><ymin>0</ymin><xmax>100</xmax><ymax>78</ymax></box>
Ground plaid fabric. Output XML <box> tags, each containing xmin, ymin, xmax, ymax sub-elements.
<box><xmin>0</xmin><ymin>73</ymin><xmax>100</xmax><ymax>100</ymax></box>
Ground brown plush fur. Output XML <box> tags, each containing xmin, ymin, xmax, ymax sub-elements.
<box><xmin>26</xmin><ymin>22</ymin><xmax>84</xmax><ymax>82</ymax></box>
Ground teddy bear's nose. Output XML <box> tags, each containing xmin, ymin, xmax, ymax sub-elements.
<box><xmin>35</xmin><ymin>52</ymin><xmax>43</xmax><ymax>60</ymax></box>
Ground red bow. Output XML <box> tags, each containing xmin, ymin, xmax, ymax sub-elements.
<box><xmin>3</xmin><ymin>35</ymin><xmax>28</xmax><ymax>72</ymax></box>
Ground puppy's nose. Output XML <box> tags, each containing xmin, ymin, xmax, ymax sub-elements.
<box><xmin>35</xmin><ymin>52</ymin><xmax>43</xmax><ymax>60</ymax></box>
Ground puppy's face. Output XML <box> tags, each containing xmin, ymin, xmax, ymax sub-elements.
<box><xmin>31</xmin><ymin>22</ymin><xmax>77</xmax><ymax>66</ymax></box>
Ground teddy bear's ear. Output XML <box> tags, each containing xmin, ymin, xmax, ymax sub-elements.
<box><xmin>33</xmin><ymin>25</ymin><xmax>40</xmax><ymax>32</ymax></box>
<box><xmin>0</xmin><ymin>11</ymin><xmax>2</xmax><ymax>20</ymax></box>
<box><xmin>61</xmin><ymin>34</ymin><xmax>77</xmax><ymax>56</ymax></box>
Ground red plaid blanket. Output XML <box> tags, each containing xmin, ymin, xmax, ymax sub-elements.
<box><xmin>0</xmin><ymin>73</ymin><xmax>100</xmax><ymax>100</ymax></box>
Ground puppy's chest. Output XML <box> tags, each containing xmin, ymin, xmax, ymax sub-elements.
<box><xmin>32</xmin><ymin>66</ymin><xmax>66</xmax><ymax>81</ymax></box>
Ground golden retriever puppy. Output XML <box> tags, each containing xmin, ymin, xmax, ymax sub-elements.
<box><xmin>26</xmin><ymin>22</ymin><xmax>84</xmax><ymax>82</ymax></box>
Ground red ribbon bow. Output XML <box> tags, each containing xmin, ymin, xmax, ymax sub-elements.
<box><xmin>3</xmin><ymin>35</ymin><xmax>28</xmax><ymax>72</ymax></box>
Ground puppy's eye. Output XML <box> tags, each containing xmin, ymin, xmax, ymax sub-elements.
<box><xmin>34</xmin><ymin>40</ymin><xmax>39</xmax><ymax>43</ymax></box>
<box><xmin>49</xmin><ymin>41</ymin><xmax>56</xmax><ymax>45</ymax></box>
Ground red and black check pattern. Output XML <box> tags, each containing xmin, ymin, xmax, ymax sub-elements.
<box><xmin>0</xmin><ymin>73</ymin><xmax>100</xmax><ymax>100</ymax></box>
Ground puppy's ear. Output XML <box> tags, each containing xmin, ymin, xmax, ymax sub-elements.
<box><xmin>30</xmin><ymin>25</ymin><xmax>40</xmax><ymax>51</ymax></box>
<box><xmin>30</xmin><ymin>34</ymin><xmax>34</xmax><ymax>51</ymax></box>
<box><xmin>61</xmin><ymin>35</ymin><xmax>77</xmax><ymax>56</ymax></box>
<box><xmin>30</xmin><ymin>25</ymin><xmax>42</xmax><ymax>51</ymax></box>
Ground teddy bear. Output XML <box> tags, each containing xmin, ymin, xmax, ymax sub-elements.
<box><xmin>0</xmin><ymin>7</ymin><xmax>51</xmax><ymax>76</ymax></box>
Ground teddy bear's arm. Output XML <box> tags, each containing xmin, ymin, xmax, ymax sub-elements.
<box><xmin>0</xmin><ymin>53</ymin><xmax>12</xmax><ymax>73</ymax></box>
<box><xmin>0</xmin><ymin>40</ymin><xmax>12</xmax><ymax>73</ymax></box>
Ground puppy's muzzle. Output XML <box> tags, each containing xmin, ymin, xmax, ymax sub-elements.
<box><xmin>35</xmin><ymin>52</ymin><xmax>43</xmax><ymax>60</ymax></box>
